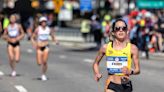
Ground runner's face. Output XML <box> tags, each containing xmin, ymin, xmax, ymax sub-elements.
<box><xmin>113</xmin><ymin>21</ymin><xmax>128</xmax><ymax>40</ymax></box>
<box><xmin>41</xmin><ymin>21</ymin><xmax>47</xmax><ymax>27</ymax></box>
<box><xmin>10</xmin><ymin>15</ymin><xmax>16</xmax><ymax>23</ymax></box>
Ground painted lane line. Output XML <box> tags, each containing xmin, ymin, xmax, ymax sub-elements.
<box><xmin>59</xmin><ymin>55</ymin><xmax>67</xmax><ymax>59</ymax></box>
<box><xmin>15</xmin><ymin>85</ymin><xmax>28</xmax><ymax>92</ymax></box>
<box><xmin>83</xmin><ymin>59</ymin><xmax>94</xmax><ymax>63</ymax></box>
<box><xmin>27</xmin><ymin>49</ymin><xmax>33</xmax><ymax>53</ymax></box>
<box><xmin>0</xmin><ymin>71</ymin><xmax>4</xmax><ymax>76</ymax></box>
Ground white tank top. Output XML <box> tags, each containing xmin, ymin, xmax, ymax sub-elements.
<box><xmin>7</xmin><ymin>24</ymin><xmax>19</xmax><ymax>38</ymax></box>
<box><xmin>37</xmin><ymin>26</ymin><xmax>51</xmax><ymax>41</ymax></box>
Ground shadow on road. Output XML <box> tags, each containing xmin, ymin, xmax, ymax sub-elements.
<box><xmin>5</xmin><ymin>74</ymin><xmax>22</xmax><ymax>77</ymax></box>
<box><xmin>66</xmin><ymin>47</ymin><xmax>99</xmax><ymax>52</ymax></box>
<box><xmin>32</xmin><ymin>77</ymin><xmax>50</xmax><ymax>81</ymax></box>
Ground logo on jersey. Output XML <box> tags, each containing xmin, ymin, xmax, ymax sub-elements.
<box><xmin>115</xmin><ymin>57</ymin><xmax>119</xmax><ymax>62</ymax></box>
<box><xmin>108</xmin><ymin>50</ymin><xmax>113</xmax><ymax>54</ymax></box>
<box><xmin>123</xmin><ymin>52</ymin><xmax>128</xmax><ymax>56</ymax></box>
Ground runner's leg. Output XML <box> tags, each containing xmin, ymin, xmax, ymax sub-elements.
<box><xmin>105</xmin><ymin>78</ymin><xmax>115</xmax><ymax>92</ymax></box>
<box><xmin>36</xmin><ymin>49</ymin><xmax>42</xmax><ymax>65</ymax></box>
<box><xmin>42</xmin><ymin>48</ymin><xmax>49</xmax><ymax>75</ymax></box>
<box><xmin>14</xmin><ymin>46</ymin><xmax>20</xmax><ymax>63</ymax></box>
<box><xmin>7</xmin><ymin>45</ymin><xmax>15</xmax><ymax>71</ymax></box>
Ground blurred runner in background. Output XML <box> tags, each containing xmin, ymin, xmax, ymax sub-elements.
<box><xmin>2</xmin><ymin>14</ymin><xmax>25</xmax><ymax>77</ymax></box>
<box><xmin>31</xmin><ymin>16</ymin><xmax>58</xmax><ymax>81</ymax></box>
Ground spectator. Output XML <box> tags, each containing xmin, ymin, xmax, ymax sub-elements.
<box><xmin>80</xmin><ymin>19</ymin><xmax>91</xmax><ymax>42</ymax></box>
<box><xmin>91</xmin><ymin>16</ymin><xmax>102</xmax><ymax>49</ymax></box>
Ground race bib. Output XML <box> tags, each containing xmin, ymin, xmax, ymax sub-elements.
<box><xmin>106</xmin><ymin>56</ymin><xmax>128</xmax><ymax>74</ymax></box>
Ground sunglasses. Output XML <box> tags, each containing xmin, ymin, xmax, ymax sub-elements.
<box><xmin>114</xmin><ymin>26</ymin><xmax>127</xmax><ymax>32</ymax></box>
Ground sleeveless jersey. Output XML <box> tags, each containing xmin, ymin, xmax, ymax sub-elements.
<box><xmin>7</xmin><ymin>24</ymin><xmax>19</xmax><ymax>38</ymax></box>
<box><xmin>37</xmin><ymin>26</ymin><xmax>51</xmax><ymax>41</ymax></box>
<box><xmin>105</xmin><ymin>42</ymin><xmax>132</xmax><ymax>76</ymax></box>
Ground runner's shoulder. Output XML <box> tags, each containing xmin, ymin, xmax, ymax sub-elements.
<box><xmin>130</xmin><ymin>44</ymin><xmax>138</xmax><ymax>49</ymax></box>
<box><xmin>17</xmin><ymin>23</ymin><xmax>20</xmax><ymax>26</ymax></box>
<box><xmin>100</xmin><ymin>44</ymin><xmax>108</xmax><ymax>53</ymax></box>
<box><xmin>16</xmin><ymin>23</ymin><xmax>21</xmax><ymax>27</ymax></box>
<box><xmin>130</xmin><ymin>43</ymin><xmax>138</xmax><ymax>53</ymax></box>
<box><xmin>34</xmin><ymin>26</ymin><xmax>40</xmax><ymax>33</ymax></box>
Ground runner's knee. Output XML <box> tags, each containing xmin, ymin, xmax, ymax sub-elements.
<box><xmin>43</xmin><ymin>62</ymin><xmax>47</xmax><ymax>65</ymax></box>
<box><xmin>15</xmin><ymin>60</ymin><xmax>19</xmax><ymax>63</ymax></box>
<box><xmin>37</xmin><ymin>62</ymin><xmax>42</xmax><ymax>66</ymax></box>
<box><xmin>9</xmin><ymin>58</ymin><xmax>14</xmax><ymax>62</ymax></box>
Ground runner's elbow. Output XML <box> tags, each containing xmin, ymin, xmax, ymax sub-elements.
<box><xmin>135</xmin><ymin>69</ymin><xmax>140</xmax><ymax>75</ymax></box>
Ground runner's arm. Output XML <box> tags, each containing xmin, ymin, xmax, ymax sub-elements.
<box><xmin>131</xmin><ymin>44</ymin><xmax>140</xmax><ymax>75</ymax></box>
<box><xmin>50</xmin><ymin>28</ymin><xmax>58</xmax><ymax>44</ymax></box>
<box><xmin>31</xmin><ymin>28</ymin><xmax>38</xmax><ymax>46</ymax></box>
<box><xmin>2</xmin><ymin>28</ymin><xmax>10</xmax><ymax>41</ymax></box>
<box><xmin>16</xmin><ymin>24</ymin><xmax>25</xmax><ymax>41</ymax></box>
<box><xmin>93</xmin><ymin>45</ymin><xmax>106</xmax><ymax>81</ymax></box>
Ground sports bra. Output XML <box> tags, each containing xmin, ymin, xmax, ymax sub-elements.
<box><xmin>7</xmin><ymin>24</ymin><xmax>19</xmax><ymax>38</ymax></box>
<box><xmin>37</xmin><ymin>26</ymin><xmax>51</xmax><ymax>41</ymax></box>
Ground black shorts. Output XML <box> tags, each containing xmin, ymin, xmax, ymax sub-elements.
<box><xmin>39</xmin><ymin>45</ymin><xmax>49</xmax><ymax>51</ymax></box>
<box><xmin>8</xmin><ymin>42</ymin><xmax>20</xmax><ymax>47</ymax></box>
<box><xmin>107</xmin><ymin>81</ymin><xmax>133</xmax><ymax>92</ymax></box>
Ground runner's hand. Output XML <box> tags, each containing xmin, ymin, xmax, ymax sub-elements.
<box><xmin>94</xmin><ymin>73</ymin><xmax>102</xmax><ymax>82</ymax></box>
<box><xmin>32</xmin><ymin>43</ymin><xmax>37</xmax><ymax>49</ymax></box>
<box><xmin>55</xmin><ymin>40</ymin><xmax>59</xmax><ymax>45</ymax></box>
<box><xmin>15</xmin><ymin>37</ymin><xmax>20</xmax><ymax>42</ymax></box>
<box><xmin>121</xmin><ymin>66</ymin><xmax>131</xmax><ymax>75</ymax></box>
<box><xmin>7</xmin><ymin>38</ymin><xmax>12</xmax><ymax>42</ymax></box>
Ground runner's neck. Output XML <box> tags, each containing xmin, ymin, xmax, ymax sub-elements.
<box><xmin>10</xmin><ymin>23</ymin><xmax>16</xmax><ymax>27</ymax></box>
<box><xmin>112</xmin><ymin>40</ymin><xmax>127</xmax><ymax>50</ymax></box>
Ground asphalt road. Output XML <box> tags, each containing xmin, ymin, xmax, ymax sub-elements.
<box><xmin>0</xmin><ymin>41</ymin><xmax>164</xmax><ymax>92</ymax></box>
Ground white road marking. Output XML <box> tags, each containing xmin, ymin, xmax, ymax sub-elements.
<box><xmin>15</xmin><ymin>85</ymin><xmax>28</xmax><ymax>92</ymax></box>
<box><xmin>27</xmin><ymin>49</ymin><xmax>33</xmax><ymax>53</ymax></box>
<box><xmin>59</xmin><ymin>55</ymin><xmax>67</xmax><ymax>59</ymax></box>
<box><xmin>83</xmin><ymin>59</ymin><xmax>94</xmax><ymax>63</ymax></box>
<box><xmin>0</xmin><ymin>71</ymin><xmax>4</xmax><ymax>76</ymax></box>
